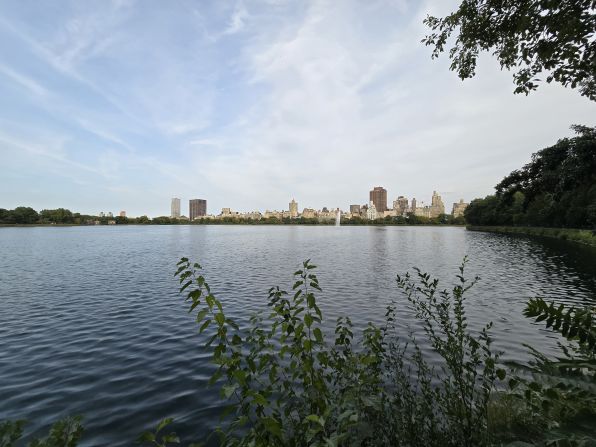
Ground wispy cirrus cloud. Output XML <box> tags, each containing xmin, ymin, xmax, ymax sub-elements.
<box><xmin>0</xmin><ymin>64</ymin><xmax>49</xmax><ymax>97</ymax></box>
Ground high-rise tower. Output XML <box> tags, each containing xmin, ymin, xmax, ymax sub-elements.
<box><xmin>189</xmin><ymin>199</ymin><xmax>207</xmax><ymax>220</ymax></box>
<box><xmin>289</xmin><ymin>199</ymin><xmax>298</xmax><ymax>218</ymax></box>
<box><xmin>369</xmin><ymin>187</ymin><xmax>388</xmax><ymax>213</ymax></box>
<box><xmin>171</xmin><ymin>198</ymin><xmax>181</xmax><ymax>218</ymax></box>
<box><xmin>430</xmin><ymin>191</ymin><xmax>445</xmax><ymax>217</ymax></box>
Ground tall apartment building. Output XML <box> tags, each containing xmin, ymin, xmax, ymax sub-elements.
<box><xmin>350</xmin><ymin>204</ymin><xmax>361</xmax><ymax>215</ymax></box>
<box><xmin>369</xmin><ymin>186</ymin><xmax>388</xmax><ymax>213</ymax></box>
<box><xmin>289</xmin><ymin>199</ymin><xmax>298</xmax><ymax>218</ymax></box>
<box><xmin>429</xmin><ymin>191</ymin><xmax>445</xmax><ymax>218</ymax></box>
<box><xmin>171</xmin><ymin>197</ymin><xmax>181</xmax><ymax>218</ymax></box>
<box><xmin>189</xmin><ymin>199</ymin><xmax>207</xmax><ymax>220</ymax></box>
<box><xmin>393</xmin><ymin>196</ymin><xmax>409</xmax><ymax>215</ymax></box>
<box><xmin>366</xmin><ymin>201</ymin><xmax>378</xmax><ymax>220</ymax></box>
<box><xmin>452</xmin><ymin>199</ymin><xmax>469</xmax><ymax>218</ymax></box>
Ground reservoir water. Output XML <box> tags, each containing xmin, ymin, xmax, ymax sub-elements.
<box><xmin>1</xmin><ymin>225</ymin><xmax>595</xmax><ymax>445</ymax></box>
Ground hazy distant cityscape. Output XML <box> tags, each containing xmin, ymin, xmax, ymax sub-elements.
<box><xmin>169</xmin><ymin>187</ymin><xmax>469</xmax><ymax>222</ymax></box>
<box><xmin>0</xmin><ymin>187</ymin><xmax>468</xmax><ymax>226</ymax></box>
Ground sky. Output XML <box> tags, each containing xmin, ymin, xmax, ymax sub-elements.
<box><xmin>0</xmin><ymin>0</ymin><xmax>594</xmax><ymax>217</ymax></box>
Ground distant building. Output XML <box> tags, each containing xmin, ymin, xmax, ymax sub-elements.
<box><xmin>366</xmin><ymin>202</ymin><xmax>378</xmax><ymax>220</ymax></box>
<box><xmin>393</xmin><ymin>196</ymin><xmax>409</xmax><ymax>216</ymax></box>
<box><xmin>189</xmin><ymin>199</ymin><xmax>207</xmax><ymax>221</ymax></box>
<box><xmin>263</xmin><ymin>210</ymin><xmax>283</xmax><ymax>219</ymax></box>
<box><xmin>289</xmin><ymin>199</ymin><xmax>298</xmax><ymax>218</ymax></box>
<box><xmin>410</xmin><ymin>198</ymin><xmax>417</xmax><ymax>214</ymax></box>
<box><xmin>369</xmin><ymin>186</ymin><xmax>388</xmax><ymax>213</ymax></box>
<box><xmin>119</xmin><ymin>211</ymin><xmax>126</xmax><ymax>217</ymax></box>
<box><xmin>414</xmin><ymin>203</ymin><xmax>431</xmax><ymax>218</ymax></box>
<box><xmin>452</xmin><ymin>199</ymin><xmax>469</xmax><ymax>218</ymax></box>
<box><xmin>107</xmin><ymin>212</ymin><xmax>113</xmax><ymax>218</ymax></box>
<box><xmin>244</xmin><ymin>211</ymin><xmax>262</xmax><ymax>220</ymax></box>
<box><xmin>429</xmin><ymin>191</ymin><xmax>445</xmax><ymax>218</ymax></box>
<box><xmin>350</xmin><ymin>204</ymin><xmax>361</xmax><ymax>215</ymax></box>
<box><xmin>171</xmin><ymin>198</ymin><xmax>181</xmax><ymax>218</ymax></box>
<box><xmin>302</xmin><ymin>208</ymin><xmax>316</xmax><ymax>219</ymax></box>
<box><xmin>318</xmin><ymin>208</ymin><xmax>336</xmax><ymax>220</ymax></box>
<box><xmin>99</xmin><ymin>212</ymin><xmax>105</xmax><ymax>218</ymax></box>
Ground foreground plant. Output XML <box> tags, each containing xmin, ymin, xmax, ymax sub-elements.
<box><xmin>171</xmin><ymin>256</ymin><xmax>506</xmax><ymax>446</ymax></box>
<box><xmin>0</xmin><ymin>417</ymin><xmax>83</xmax><ymax>447</ymax></box>
<box><xmin>506</xmin><ymin>299</ymin><xmax>596</xmax><ymax>445</ymax></box>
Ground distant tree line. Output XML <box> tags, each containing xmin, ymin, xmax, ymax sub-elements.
<box><xmin>0</xmin><ymin>208</ymin><xmax>466</xmax><ymax>226</ymax></box>
<box><xmin>0</xmin><ymin>207</ymin><xmax>152</xmax><ymax>225</ymax></box>
<box><xmin>185</xmin><ymin>214</ymin><xmax>465</xmax><ymax>226</ymax></box>
<box><xmin>465</xmin><ymin>125</ymin><xmax>596</xmax><ymax>228</ymax></box>
<box><xmin>342</xmin><ymin>213</ymin><xmax>465</xmax><ymax>226</ymax></box>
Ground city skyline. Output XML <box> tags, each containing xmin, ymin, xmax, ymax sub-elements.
<box><xmin>0</xmin><ymin>1</ymin><xmax>594</xmax><ymax>217</ymax></box>
<box><xmin>165</xmin><ymin>187</ymin><xmax>461</xmax><ymax>221</ymax></box>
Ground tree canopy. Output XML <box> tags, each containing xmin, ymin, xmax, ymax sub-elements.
<box><xmin>40</xmin><ymin>208</ymin><xmax>74</xmax><ymax>224</ymax></box>
<box><xmin>423</xmin><ymin>0</ymin><xmax>596</xmax><ymax>100</ymax></box>
<box><xmin>465</xmin><ymin>125</ymin><xmax>596</xmax><ymax>228</ymax></box>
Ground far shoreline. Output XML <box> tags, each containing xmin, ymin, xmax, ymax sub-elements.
<box><xmin>0</xmin><ymin>223</ymin><xmax>468</xmax><ymax>228</ymax></box>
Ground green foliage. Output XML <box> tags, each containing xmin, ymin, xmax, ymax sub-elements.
<box><xmin>423</xmin><ymin>1</ymin><xmax>596</xmax><ymax>100</ymax></box>
<box><xmin>0</xmin><ymin>207</ymin><xmax>39</xmax><ymax>224</ymax></box>
<box><xmin>0</xmin><ymin>207</ymin><xmax>464</xmax><ymax>226</ymax></box>
<box><xmin>39</xmin><ymin>208</ymin><xmax>73</xmax><ymax>224</ymax></box>
<box><xmin>524</xmin><ymin>299</ymin><xmax>596</xmax><ymax>355</ymax></box>
<box><xmin>466</xmin><ymin>126</ymin><xmax>596</xmax><ymax>229</ymax></box>
<box><xmin>172</xmin><ymin>256</ymin><xmax>505</xmax><ymax>446</ymax></box>
<box><xmin>467</xmin><ymin>226</ymin><xmax>596</xmax><ymax>247</ymax></box>
<box><xmin>28</xmin><ymin>417</ymin><xmax>83</xmax><ymax>447</ymax></box>
<box><xmin>150</xmin><ymin>216</ymin><xmax>181</xmax><ymax>225</ymax></box>
<box><xmin>0</xmin><ymin>417</ymin><xmax>83</xmax><ymax>447</ymax></box>
<box><xmin>0</xmin><ymin>420</ymin><xmax>25</xmax><ymax>447</ymax></box>
<box><xmin>499</xmin><ymin>300</ymin><xmax>596</xmax><ymax>445</ymax></box>
<box><xmin>138</xmin><ymin>418</ymin><xmax>180</xmax><ymax>446</ymax></box>
<box><xmin>340</xmin><ymin>213</ymin><xmax>464</xmax><ymax>226</ymax></box>
<box><xmin>391</xmin><ymin>258</ymin><xmax>502</xmax><ymax>447</ymax></box>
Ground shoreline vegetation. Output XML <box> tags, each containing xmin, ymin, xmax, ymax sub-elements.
<box><xmin>464</xmin><ymin>126</ymin><xmax>595</xmax><ymax>232</ymax></box>
<box><xmin>0</xmin><ymin>207</ymin><xmax>465</xmax><ymax>227</ymax></box>
<box><xmin>467</xmin><ymin>225</ymin><xmax>596</xmax><ymax>248</ymax></box>
<box><xmin>0</xmin><ymin>221</ymin><xmax>466</xmax><ymax>227</ymax></box>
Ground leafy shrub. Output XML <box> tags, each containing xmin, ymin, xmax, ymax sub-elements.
<box><xmin>172</xmin><ymin>256</ymin><xmax>505</xmax><ymax>446</ymax></box>
<box><xmin>0</xmin><ymin>417</ymin><xmax>83</xmax><ymax>447</ymax></box>
<box><xmin>505</xmin><ymin>299</ymin><xmax>596</xmax><ymax>445</ymax></box>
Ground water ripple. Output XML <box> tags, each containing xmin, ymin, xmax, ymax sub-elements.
<box><xmin>0</xmin><ymin>226</ymin><xmax>595</xmax><ymax>445</ymax></box>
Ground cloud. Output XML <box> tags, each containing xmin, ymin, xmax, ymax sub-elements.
<box><xmin>223</xmin><ymin>2</ymin><xmax>249</xmax><ymax>35</ymax></box>
<box><xmin>191</xmin><ymin>0</ymin><xmax>595</xmax><ymax>212</ymax></box>
<box><xmin>0</xmin><ymin>0</ymin><xmax>594</xmax><ymax>216</ymax></box>
<box><xmin>0</xmin><ymin>131</ymin><xmax>104</xmax><ymax>177</ymax></box>
<box><xmin>0</xmin><ymin>64</ymin><xmax>48</xmax><ymax>97</ymax></box>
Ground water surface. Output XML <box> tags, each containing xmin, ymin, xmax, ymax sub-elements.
<box><xmin>1</xmin><ymin>226</ymin><xmax>595</xmax><ymax>445</ymax></box>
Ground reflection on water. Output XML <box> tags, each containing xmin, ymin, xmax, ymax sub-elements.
<box><xmin>0</xmin><ymin>226</ymin><xmax>594</xmax><ymax>446</ymax></box>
